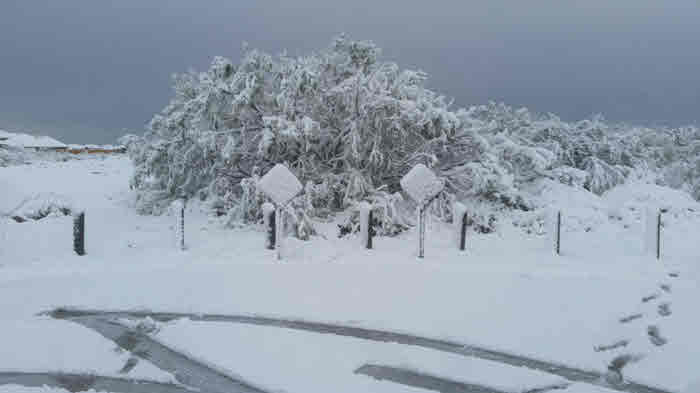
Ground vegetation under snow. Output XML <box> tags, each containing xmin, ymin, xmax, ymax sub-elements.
<box><xmin>125</xmin><ymin>36</ymin><xmax>700</xmax><ymax>236</ymax></box>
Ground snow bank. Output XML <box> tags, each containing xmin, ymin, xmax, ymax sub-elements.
<box><xmin>258</xmin><ymin>164</ymin><xmax>302</xmax><ymax>205</ymax></box>
<box><xmin>604</xmin><ymin>181</ymin><xmax>700</xmax><ymax>212</ymax></box>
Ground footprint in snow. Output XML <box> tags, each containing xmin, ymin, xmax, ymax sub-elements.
<box><xmin>658</xmin><ymin>303</ymin><xmax>671</xmax><ymax>317</ymax></box>
<box><xmin>605</xmin><ymin>353</ymin><xmax>644</xmax><ymax>384</ymax></box>
<box><xmin>647</xmin><ymin>325</ymin><xmax>668</xmax><ymax>346</ymax></box>
<box><xmin>594</xmin><ymin>339</ymin><xmax>629</xmax><ymax>352</ymax></box>
<box><xmin>619</xmin><ymin>313</ymin><xmax>643</xmax><ymax>324</ymax></box>
<box><xmin>642</xmin><ymin>294</ymin><xmax>659</xmax><ymax>303</ymax></box>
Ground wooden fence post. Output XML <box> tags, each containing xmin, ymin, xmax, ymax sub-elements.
<box><xmin>262</xmin><ymin>202</ymin><xmax>276</xmax><ymax>250</ymax></box>
<box><xmin>73</xmin><ymin>211</ymin><xmax>85</xmax><ymax>256</ymax></box>
<box><xmin>367</xmin><ymin>209</ymin><xmax>374</xmax><ymax>250</ymax></box>
<box><xmin>268</xmin><ymin>210</ymin><xmax>276</xmax><ymax>250</ymax></box>
<box><xmin>179</xmin><ymin>199</ymin><xmax>185</xmax><ymax>251</ymax></box>
<box><xmin>276</xmin><ymin>206</ymin><xmax>284</xmax><ymax>261</ymax></box>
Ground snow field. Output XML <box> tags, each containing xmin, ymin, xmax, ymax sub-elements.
<box><xmin>1</xmin><ymin>155</ymin><xmax>699</xmax><ymax>392</ymax></box>
<box><xmin>154</xmin><ymin>320</ymin><xmax>569</xmax><ymax>393</ymax></box>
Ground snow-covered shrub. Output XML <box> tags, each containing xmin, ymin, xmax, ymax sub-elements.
<box><xmin>549</xmin><ymin>166</ymin><xmax>589</xmax><ymax>188</ymax></box>
<box><xmin>337</xmin><ymin>190</ymin><xmax>412</xmax><ymax>238</ymax></box>
<box><xmin>127</xmin><ymin>35</ymin><xmax>700</xmax><ymax>237</ymax></box>
<box><xmin>129</xmin><ymin>36</ymin><xmax>504</xmax><ymax>235</ymax></box>
<box><xmin>8</xmin><ymin>193</ymin><xmax>75</xmax><ymax>222</ymax></box>
<box><xmin>582</xmin><ymin>157</ymin><xmax>628</xmax><ymax>195</ymax></box>
<box><xmin>117</xmin><ymin>134</ymin><xmax>141</xmax><ymax>155</ymax></box>
<box><xmin>0</xmin><ymin>145</ymin><xmax>30</xmax><ymax>167</ymax></box>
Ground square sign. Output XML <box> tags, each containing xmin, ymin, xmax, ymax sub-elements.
<box><xmin>400</xmin><ymin>164</ymin><xmax>445</xmax><ymax>205</ymax></box>
<box><xmin>259</xmin><ymin>164</ymin><xmax>303</xmax><ymax>205</ymax></box>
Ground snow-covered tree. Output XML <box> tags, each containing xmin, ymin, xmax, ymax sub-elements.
<box><xmin>128</xmin><ymin>35</ymin><xmax>700</xmax><ymax>235</ymax></box>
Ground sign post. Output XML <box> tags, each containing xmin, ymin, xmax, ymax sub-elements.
<box><xmin>258</xmin><ymin>164</ymin><xmax>303</xmax><ymax>261</ymax></box>
<box><xmin>400</xmin><ymin>164</ymin><xmax>445</xmax><ymax>259</ymax></box>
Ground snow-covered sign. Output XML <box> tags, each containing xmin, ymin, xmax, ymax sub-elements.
<box><xmin>400</xmin><ymin>164</ymin><xmax>445</xmax><ymax>205</ymax></box>
<box><xmin>258</xmin><ymin>164</ymin><xmax>303</xmax><ymax>205</ymax></box>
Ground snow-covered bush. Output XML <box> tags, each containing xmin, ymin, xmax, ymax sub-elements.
<box><xmin>128</xmin><ymin>35</ymin><xmax>700</xmax><ymax>236</ymax></box>
<box><xmin>581</xmin><ymin>157</ymin><xmax>628</xmax><ymax>195</ymax></box>
<box><xmin>0</xmin><ymin>145</ymin><xmax>30</xmax><ymax>167</ymax></box>
<box><xmin>8</xmin><ymin>193</ymin><xmax>75</xmax><ymax>222</ymax></box>
<box><xmin>129</xmin><ymin>36</ymin><xmax>510</xmax><ymax>234</ymax></box>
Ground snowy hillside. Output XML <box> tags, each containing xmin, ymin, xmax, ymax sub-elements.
<box><xmin>0</xmin><ymin>130</ymin><xmax>66</xmax><ymax>149</ymax></box>
<box><xmin>1</xmin><ymin>154</ymin><xmax>699</xmax><ymax>393</ymax></box>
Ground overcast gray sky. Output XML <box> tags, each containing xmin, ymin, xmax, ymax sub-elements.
<box><xmin>1</xmin><ymin>1</ymin><xmax>699</xmax><ymax>143</ymax></box>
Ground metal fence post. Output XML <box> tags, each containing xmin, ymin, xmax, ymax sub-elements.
<box><xmin>179</xmin><ymin>199</ymin><xmax>186</xmax><ymax>251</ymax></box>
<box><xmin>418</xmin><ymin>206</ymin><xmax>426</xmax><ymax>258</ymax></box>
<box><xmin>555</xmin><ymin>211</ymin><xmax>561</xmax><ymax>256</ymax></box>
<box><xmin>656</xmin><ymin>211</ymin><xmax>661</xmax><ymax>260</ymax></box>
<box><xmin>459</xmin><ymin>212</ymin><xmax>467</xmax><ymax>251</ymax></box>
<box><xmin>267</xmin><ymin>209</ymin><xmax>276</xmax><ymax>250</ymax></box>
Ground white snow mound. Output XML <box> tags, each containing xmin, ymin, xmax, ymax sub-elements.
<box><xmin>604</xmin><ymin>181</ymin><xmax>700</xmax><ymax>212</ymax></box>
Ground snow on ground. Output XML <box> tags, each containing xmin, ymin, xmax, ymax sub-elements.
<box><xmin>154</xmin><ymin>320</ymin><xmax>568</xmax><ymax>393</ymax></box>
<box><xmin>0</xmin><ymin>387</ymin><xmax>71</xmax><ymax>393</ymax></box>
<box><xmin>0</xmin><ymin>155</ymin><xmax>698</xmax><ymax>392</ymax></box>
<box><xmin>0</xmin><ymin>318</ymin><xmax>173</xmax><ymax>383</ymax></box>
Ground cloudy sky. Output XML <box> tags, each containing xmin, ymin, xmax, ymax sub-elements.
<box><xmin>2</xmin><ymin>1</ymin><xmax>699</xmax><ymax>143</ymax></box>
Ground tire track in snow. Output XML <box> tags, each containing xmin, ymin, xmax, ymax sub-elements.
<box><xmin>0</xmin><ymin>371</ymin><xmax>195</xmax><ymax>393</ymax></box>
<box><xmin>355</xmin><ymin>364</ymin><xmax>570</xmax><ymax>393</ymax></box>
<box><xmin>57</xmin><ymin>316</ymin><xmax>270</xmax><ymax>393</ymax></box>
<box><xmin>355</xmin><ymin>364</ymin><xmax>510</xmax><ymax>393</ymax></box>
<box><xmin>47</xmin><ymin>308</ymin><xmax>672</xmax><ymax>393</ymax></box>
